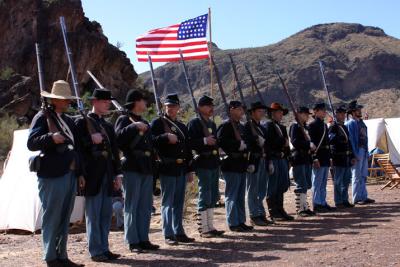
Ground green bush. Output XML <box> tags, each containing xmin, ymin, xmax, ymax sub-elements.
<box><xmin>0</xmin><ymin>67</ymin><xmax>14</xmax><ymax>80</ymax></box>
<box><xmin>0</xmin><ymin>113</ymin><xmax>25</xmax><ymax>161</ymax></box>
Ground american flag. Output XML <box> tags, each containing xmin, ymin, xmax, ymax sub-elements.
<box><xmin>136</xmin><ymin>14</ymin><xmax>209</xmax><ymax>62</ymax></box>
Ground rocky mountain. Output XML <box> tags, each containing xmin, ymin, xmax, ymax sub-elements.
<box><xmin>0</xmin><ymin>0</ymin><xmax>138</xmax><ymax>118</ymax></box>
<box><xmin>140</xmin><ymin>23</ymin><xmax>400</xmax><ymax>118</ymax></box>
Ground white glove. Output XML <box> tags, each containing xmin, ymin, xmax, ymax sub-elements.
<box><xmin>239</xmin><ymin>140</ymin><xmax>247</xmax><ymax>151</ymax></box>
<box><xmin>310</xmin><ymin>142</ymin><xmax>316</xmax><ymax>151</ymax></box>
<box><xmin>257</xmin><ymin>136</ymin><xmax>265</xmax><ymax>147</ymax></box>
<box><xmin>268</xmin><ymin>161</ymin><xmax>275</xmax><ymax>175</ymax></box>
<box><xmin>247</xmin><ymin>164</ymin><xmax>255</xmax><ymax>173</ymax></box>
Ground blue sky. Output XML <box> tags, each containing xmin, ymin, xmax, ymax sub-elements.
<box><xmin>82</xmin><ymin>0</ymin><xmax>399</xmax><ymax>74</ymax></box>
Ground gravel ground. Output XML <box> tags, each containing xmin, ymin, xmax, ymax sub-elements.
<box><xmin>1</xmin><ymin>182</ymin><xmax>400</xmax><ymax>267</ymax></box>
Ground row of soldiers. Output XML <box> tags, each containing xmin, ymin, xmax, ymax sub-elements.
<box><xmin>28</xmin><ymin>80</ymin><xmax>374</xmax><ymax>267</ymax></box>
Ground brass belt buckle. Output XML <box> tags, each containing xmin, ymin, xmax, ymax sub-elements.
<box><xmin>243</xmin><ymin>153</ymin><xmax>247</xmax><ymax>158</ymax></box>
<box><xmin>102</xmin><ymin>151</ymin><xmax>108</xmax><ymax>158</ymax></box>
<box><xmin>144</xmin><ymin>151</ymin><xmax>151</xmax><ymax>157</ymax></box>
<box><xmin>67</xmin><ymin>144</ymin><xmax>74</xmax><ymax>151</ymax></box>
<box><xmin>176</xmin><ymin>158</ymin><xmax>183</xmax><ymax>164</ymax></box>
<box><xmin>212</xmin><ymin>150</ymin><xmax>218</xmax><ymax>156</ymax></box>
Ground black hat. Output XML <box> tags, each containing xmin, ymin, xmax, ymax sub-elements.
<box><xmin>297</xmin><ymin>106</ymin><xmax>312</xmax><ymax>114</ymax></box>
<box><xmin>229</xmin><ymin>100</ymin><xmax>243</xmax><ymax>109</ymax></box>
<box><xmin>335</xmin><ymin>105</ymin><xmax>347</xmax><ymax>113</ymax></box>
<box><xmin>124</xmin><ymin>89</ymin><xmax>146</xmax><ymax>109</ymax></box>
<box><xmin>313</xmin><ymin>103</ymin><xmax>327</xmax><ymax>111</ymax></box>
<box><xmin>198</xmin><ymin>95</ymin><xmax>214</xmax><ymax>106</ymax></box>
<box><xmin>249</xmin><ymin>101</ymin><xmax>267</xmax><ymax>112</ymax></box>
<box><xmin>347</xmin><ymin>100</ymin><xmax>364</xmax><ymax>112</ymax></box>
<box><xmin>164</xmin><ymin>93</ymin><xmax>180</xmax><ymax>105</ymax></box>
<box><xmin>267</xmin><ymin>102</ymin><xmax>289</xmax><ymax>115</ymax></box>
<box><xmin>88</xmin><ymin>88</ymin><xmax>115</xmax><ymax>100</ymax></box>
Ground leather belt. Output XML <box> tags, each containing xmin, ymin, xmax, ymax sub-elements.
<box><xmin>132</xmin><ymin>150</ymin><xmax>152</xmax><ymax>157</ymax></box>
<box><xmin>270</xmin><ymin>151</ymin><xmax>285</xmax><ymax>159</ymax></box>
<box><xmin>162</xmin><ymin>157</ymin><xmax>185</xmax><ymax>164</ymax></box>
<box><xmin>199</xmin><ymin>150</ymin><xmax>219</xmax><ymax>157</ymax></box>
<box><xmin>229</xmin><ymin>152</ymin><xmax>248</xmax><ymax>159</ymax></box>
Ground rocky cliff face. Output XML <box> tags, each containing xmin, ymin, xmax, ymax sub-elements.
<box><xmin>141</xmin><ymin>23</ymin><xmax>400</xmax><ymax>118</ymax></box>
<box><xmin>0</xmin><ymin>0</ymin><xmax>138</xmax><ymax>118</ymax></box>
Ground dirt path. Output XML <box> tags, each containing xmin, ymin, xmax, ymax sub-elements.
<box><xmin>1</xmin><ymin>184</ymin><xmax>400</xmax><ymax>267</ymax></box>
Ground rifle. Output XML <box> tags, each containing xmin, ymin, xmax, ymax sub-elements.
<box><xmin>210</xmin><ymin>54</ymin><xmax>242</xmax><ymax>141</ymax></box>
<box><xmin>179</xmin><ymin>50</ymin><xmax>211</xmax><ymax>137</ymax></box>
<box><xmin>228</xmin><ymin>55</ymin><xmax>258</xmax><ymax>138</ymax></box>
<box><xmin>87</xmin><ymin>70</ymin><xmax>125</xmax><ymax>113</ymax></box>
<box><xmin>268</xmin><ymin>57</ymin><xmax>310</xmax><ymax>141</ymax></box>
<box><xmin>318</xmin><ymin>61</ymin><xmax>336</xmax><ymax>123</ymax></box>
<box><xmin>244</xmin><ymin>64</ymin><xmax>266</xmax><ymax>105</ymax></box>
<box><xmin>147</xmin><ymin>53</ymin><xmax>173</xmax><ymax>135</ymax></box>
<box><xmin>86</xmin><ymin>70</ymin><xmax>145</xmax><ymax>146</ymax></box>
<box><xmin>60</xmin><ymin>17</ymin><xmax>110</xmax><ymax>155</ymax></box>
<box><xmin>35</xmin><ymin>43</ymin><xmax>59</xmax><ymax>134</ymax></box>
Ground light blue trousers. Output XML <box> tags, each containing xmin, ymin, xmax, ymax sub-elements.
<box><xmin>223</xmin><ymin>172</ymin><xmax>247</xmax><ymax>227</ymax></box>
<box><xmin>85</xmin><ymin>175</ymin><xmax>112</xmax><ymax>257</ymax></box>
<box><xmin>123</xmin><ymin>171</ymin><xmax>153</xmax><ymax>244</ymax></box>
<box><xmin>196</xmin><ymin>168</ymin><xmax>220</xmax><ymax>211</ymax></box>
<box><xmin>112</xmin><ymin>200</ymin><xmax>124</xmax><ymax>228</ymax></box>
<box><xmin>352</xmin><ymin>148</ymin><xmax>369</xmax><ymax>203</ymax></box>
<box><xmin>333</xmin><ymin>166</ymin><xmax>352</xmax><ymax>205</ymax></box>
<box><xmin>246</xmin><ymin>160</ymin><xmax>267</xmax><ymax>217</ymax></box>
<box><xmin>160</xmin><ymin>173</ymin><xmax>187</xmax><ymax>237</ymax></box>
<box><xmin>38</xmin><ymin>171</ymin><xmax>76</xmax><ymax>261</ymax></box>
<box><xmin>311</xmin><ymin>166</ymin><xmax>329</xmax><ymax>206</ymax></box>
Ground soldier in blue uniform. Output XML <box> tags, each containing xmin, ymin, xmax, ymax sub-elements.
<box><xmin>328</xmin><ymin>105</ymin><xmax>357</xmax><ymax>208</ymax></box>
<box><xmin>114</xmin><ymin>90</ymin><xmax>159</xmax><ymax>253</ymax></box>
<box><xmin>264</xmin><ymin>103</ymin><xmax>294</xmax><ymax>221</ymax></box>
<box><xmin>217</xmin><ymin>101</ymin><xmax>253</xmax><ymax>232</ymax></box>
<box><xmin>345</xmin><ymin>101</ymin><xmax>375</xmax><ymax>205</ymax></box>
<box><xmin>151</xmin><ymin>94</ymin><xmax>195</xmax><ymax>245</ymax></box>
<box><xmin>309</xmin><ymin>103</ymin><xmax>336</xmax><ymax>212</ymax></box>
<box><xmin>75</xmin><ymin>88</ymin><xmax>122</xmax><ymax>262</ymax></box>
<box><xmin>289</xmin><ymin>106</ymin><xmax>316</xmax><ymax>217</ymax></box>
<box><xmin>187</xmin><ymin>95</ymin><xmax>225</xmax><ymax>238</ymax></box>
<box><xmin>244</xmin><ymin>101</ymin><xmax>271</xmax><ymax>226</ymax></box>
<box><xmin>27</xmin><ymin>80</ymin><xmax>84</xmax><ymax>267</ymax></box>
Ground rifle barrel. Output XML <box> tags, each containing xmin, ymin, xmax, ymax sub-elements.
<box><xmin>179</xmin><ymin>50</ymin><xmax>199</xmax><ymax>115</ymax></box>
<box><xmin>318</xmin><ymin>61</ymin><xmax>336</xmax><ymax>121</ymax></box>
<box><xmin>210</xmin><ymin>55</ymin><xmax>230</xmax><ymax>117</ymax></box>
<box><xmin>147</xmin><ymin>54</ymin><xmax>163</xmax><ymax>116</ymax></box>
<box><xmin>35</xmin><ymin>43</ymin><xmax>45</xmax><ymax>93</ymax></box>
<box><xmin>59</xmin><ymin>17</ymin><xmax>84</xmax><ymax>111</ymax></box>
<box><xmin>244</xmin><ymin>64</ymin><xmax>265</xmax><ymax>105</ymax></box>
<box><xmin>86</xmin><ymin>70</ymin><xmax>124</xmax><ymax>112</ymax></box>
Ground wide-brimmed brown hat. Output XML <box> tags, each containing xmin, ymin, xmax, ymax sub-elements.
<box><xmin>40</xmin><ymin>80</ymin><xmax>80</xmax><ymax>100</ymax></box>
<box><xmin>267</xmin><ymin>102</ymin><xmax>288</xmax><ymax>115</ymax></box>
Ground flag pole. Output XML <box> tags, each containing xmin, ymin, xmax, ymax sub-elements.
<box><xmin>208</xmin><ymin>7</ymin><xmax>213</xmax><ymax>98</ymax></box>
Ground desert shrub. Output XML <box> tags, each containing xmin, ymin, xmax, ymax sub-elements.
<box><xmin>0</xmin><ymin>67</ymin><xmax>14</xmax><ymax>80</ymax></box>
<box><xmin>0</xmin><ymin>113</ymin><xmax>25</xmax><ymax>161</ymax></box>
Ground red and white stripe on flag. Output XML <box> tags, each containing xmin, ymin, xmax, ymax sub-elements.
<box><xmin>136</xmin><ymin>18</ymin><xmax>209</xmax><ymax>62</ymax></box>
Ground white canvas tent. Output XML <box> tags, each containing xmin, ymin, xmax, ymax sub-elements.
<box><xmin>364</xmin><ymin>118</ymin><xmax>400</xmax><ymax>164</ymax></box>
<box><xmin>0</xmin><ymin>129</ymin><xmax>84</xmax><ymax>232</ymax></box>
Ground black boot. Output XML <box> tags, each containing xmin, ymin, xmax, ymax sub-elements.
<box><xmin>266</xmin><ymin>197</ymin><xmax>278</xmax><ymax>222</ymax></box>
<box><xmin>277</xmin><ymin>194</ymin><xmax>294</xmax><ymax>221</ymax></box>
